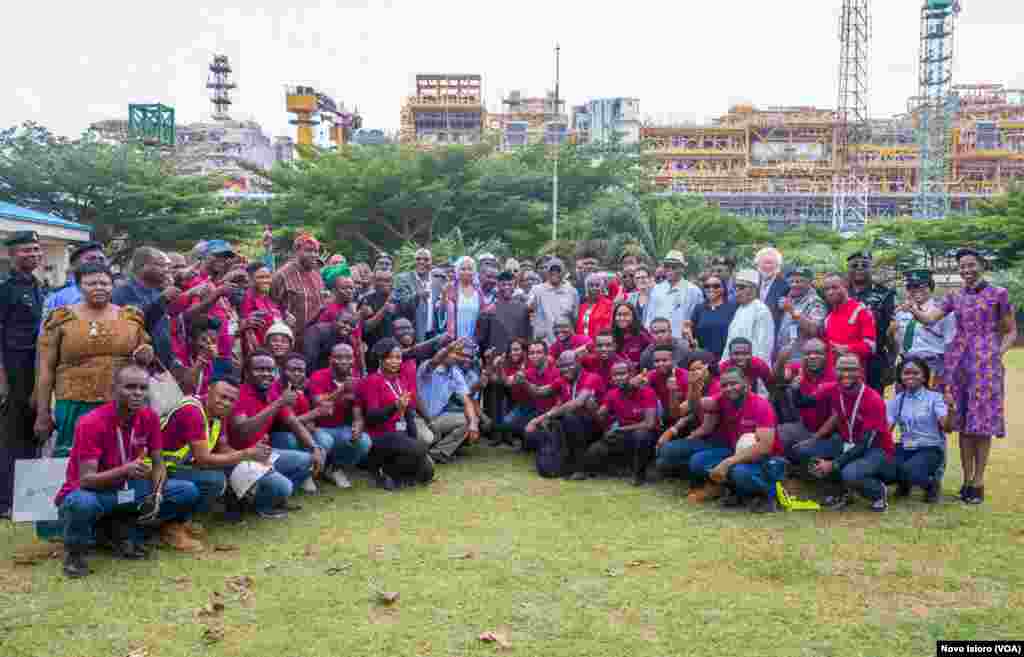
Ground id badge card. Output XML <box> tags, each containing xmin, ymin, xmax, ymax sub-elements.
<box><xmin>842</xmin><ymin>441</ymin><xmax>855</xmax><ymax>454</ymax></box>
<box><xmin>228</xmin><ymin>319</ymin><xmax>239</xmax><ymax>336</ymax></box>
<box><xmin>395</xmin><ymin>420</ymin><xmax>407</xmax><ymax>432</ymax></box>
<box><xmin>117</xmin><ymin>487</ymin><xmax>136</xmax><ymax>505</ymax></box>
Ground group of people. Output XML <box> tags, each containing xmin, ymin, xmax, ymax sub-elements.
<box><xmin>0</xmin><ymin>230</ymin><xmax>1015</xmax><ymax>579</ymax></box>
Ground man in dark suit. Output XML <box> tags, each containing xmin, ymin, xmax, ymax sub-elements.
<box><xmin>756</xmin><ymin>247</ymin><xmax>790</xmax><ymax>334</ymax></box>
<box><xmin>394</xmin><ymin>248</ymin><xmax>445</xmax><ymax>343</ymax></box>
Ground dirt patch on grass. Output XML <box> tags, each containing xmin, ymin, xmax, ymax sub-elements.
<box><xmin>526</xmin><ymin>479</ymin><xmax>562</xmax><ymax>497</ymax></box>
<box><xmin>462</xmin><ymin>479</ymin><xmax>499</xmax><ymax>498</ymax></box>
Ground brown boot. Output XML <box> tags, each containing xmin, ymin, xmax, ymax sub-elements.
<box><xmin>161</xmin><ymin>522</ymin><xmax>203</xmax><ymax>552</ymax></box>
<box><xmin>183</xmin><ymin>520</ymin><xmax>208</xmax><ymax>540</ymax></box>
<box><xmin>689</xmin><ymin>483</ymin><xmax>723</xmax><ymax>503</ymax></box>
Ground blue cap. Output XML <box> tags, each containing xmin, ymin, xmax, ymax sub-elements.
<box><xmin>204</xmin><ymin>240</ymin><xmax>236</xmax><ymax>257</ymax></box>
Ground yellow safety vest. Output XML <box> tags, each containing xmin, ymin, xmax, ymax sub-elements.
<box><xmin>159</xmin><ymin>396</ymin><xmax>222</xmax><ymax>470</ymax></box>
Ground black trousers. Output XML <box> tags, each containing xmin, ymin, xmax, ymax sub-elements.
<box><xmin>0</xmin><ymin>350</ymin><xmax>38</xmax><ymax>511</ymax></box>
<box><xmin>584</xmin><ymin>429</ymin><xmax>658</xmax><ymax>477</ymax></box>
<box><xmin>367</xmin><ymin>432</ymin><xmax>433</xmax><ymax>484</ymax></box>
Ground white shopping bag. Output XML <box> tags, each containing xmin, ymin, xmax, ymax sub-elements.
<box><xmin>12</xmin><ymin>458</ymin><xmax>68</xmax><ymax>522</ymax></box>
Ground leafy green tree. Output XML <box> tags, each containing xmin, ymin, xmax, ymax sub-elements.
<box><xmin>0</xmin><ymin>122</ymin><xmax>246</xmax><ymax>263</ymax></box>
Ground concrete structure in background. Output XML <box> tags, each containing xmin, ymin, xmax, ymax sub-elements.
<box><xmin>89</xmin><ymin>118</ymin><xmax>293</xmax><ymax>197</ymax></box>
<box><xmin>351</xmin><ymin>128</ymin><xmax>392</xmax><ymax>146</ymax></box>
<box><xmin>487</xmin><ymin>89</ymin><xmax>568</xmax><ymax>150</ymax></box>
<box><xmin>399</xmin><ymin>74</ymin><xmax>484</xmax><ymax>145</ymax></box>
<box><xmin>0</xmin><ymin>202</ymin><xmax>92</xmax><ymax>287</ymax></box>
<box><xmin>572</xmin><ymin>98</ymin><xmax>641</xmax><ymax>145</ymax></box>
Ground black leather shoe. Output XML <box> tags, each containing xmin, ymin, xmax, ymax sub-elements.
<box><xmin>63</xmin><ymin>550</ymin><xmax>90</xmax><ymax>578</ymax></box>
<box><xmin>115</xmin><ymin>541</ymin><xmax>149</xmax><ymax>560</ymax></box>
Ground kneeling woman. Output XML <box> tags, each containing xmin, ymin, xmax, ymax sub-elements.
<box><xmin>881</xmin><ymin>357</ymin><xmax>955</xmax><ymax>503</ymax></box>
<box><xmin>359</xmin><ymin>339</ymin><xmax>434</xmax><ymax>489</ymax></box>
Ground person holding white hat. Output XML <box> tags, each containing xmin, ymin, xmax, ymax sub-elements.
<box><xmin>265</xmin><ymin>321</ymin><xmax>295</xmax><ymax>367</ymax></box>
<box><xmin>724</xmin><ymin>269</ymin><xmax>776</xmax><ymax>369</ymax></box>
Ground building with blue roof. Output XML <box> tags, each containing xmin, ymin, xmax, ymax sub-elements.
<box><xmin>0</xmin><ymin>202</ymin><xmax>93</xmax><ymax>286</ymax></box>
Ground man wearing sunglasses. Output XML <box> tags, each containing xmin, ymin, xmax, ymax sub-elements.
<box><xmin>649</xmin><ymin>251</ymin><xmax>704</xmax><ymax>341</ymax></box>
<box><xmin>846</xmin><ymin>252</ymin><xmax>896</xmax><ymax>393</ymax></box>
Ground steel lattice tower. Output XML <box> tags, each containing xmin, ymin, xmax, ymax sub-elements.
<box><xmin>207</xmin><ymin>54</ymin><xmax>236</xmax><ymax>120</ymax></box>
<box><xmin>834</xmin><ymin>0</ymin><xmax>871</xmax><ymax>232</ymax></box>
<box><xmin>913</xmin><ymin>0</ymin><xmax>960</xmax><ymax>219</ymax></box>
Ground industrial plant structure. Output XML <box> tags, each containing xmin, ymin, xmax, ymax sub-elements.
<box><xmin>399</xmin><ymin>74</ymin><xmax>485</xmax><ymax>145</ymax></box>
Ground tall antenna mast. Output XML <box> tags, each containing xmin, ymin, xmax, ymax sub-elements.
<box><xmin>552</xmin><ymin>43</ymin><xmax>561</xmax><ymax>242</ymax></box>
<box><xmin>834</xmin><ymin>0</ymin><xmax>871</xmax><ymax>232</ymax></box>
<box><xmin>207</xmin><ymin>54</ymin><xmax>236</xmax><ymax>121</ymax></box>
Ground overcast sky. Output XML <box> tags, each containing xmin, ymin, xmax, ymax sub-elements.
<box><xmin>4</xmin><ymin>1</ymin><xmax>1022</xmax><ymax>140</ymax></box>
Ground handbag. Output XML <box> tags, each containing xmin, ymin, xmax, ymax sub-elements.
<box><xmin>148</xmin><ymin>363</ymin><xmax>186</xmax><ymax>419</ymax></box>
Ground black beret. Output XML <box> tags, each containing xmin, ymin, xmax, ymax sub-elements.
<box><xmin>846</xmin><ymin>251</ymin><xmax>872</xmax><ymax>262</ymax></box>
<box><xmin>69</xmin><ymin>241</ymin><xmax>104</xmax><ymax>263</ymax></box>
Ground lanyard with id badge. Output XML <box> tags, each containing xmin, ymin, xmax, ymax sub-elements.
<box><xmin>838</xmin><ymin>384</ymin><xmax>866</xmax><ymax>453</ymax></box>
<box><xmin>385</xmin><ymin>379</ymin><xmax>406</xmax><ymax>432</ymax></box>
<box><xmin>115</xmin><ymin>425</ymin><xmax>137</xmax><ymax>505</ymax></box>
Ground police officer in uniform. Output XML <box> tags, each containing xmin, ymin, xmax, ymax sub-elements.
<box><xmin>0</xmin><ymin>231</ymin><xmax>45</xmax><ymax>518</ymax></box>
<box><xmin>846</xmin><ymin>252</ymin><xmax>896</xmax><ymax>393</ymax></box>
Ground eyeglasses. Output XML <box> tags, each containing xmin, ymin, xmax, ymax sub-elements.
<box><xmin>848</xmin><ymin>261</ymin><xmax>870</xmax><ymax>270</ymax></box>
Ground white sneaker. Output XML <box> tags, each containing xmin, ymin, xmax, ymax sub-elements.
<box><xmin>328</xmin><ymin>469</ymin><xmax>352</xmax><ymax>489</ymax></box>
<box><xmin>301</xmin><ymin>477</ymin><xmax>318</xmax><ymax>494</ymax></box>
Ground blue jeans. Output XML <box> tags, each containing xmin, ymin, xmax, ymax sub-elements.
<box><xmin>790</xmin><ymin>435</ymin><xmax>844</xmax><ymax>465</ymax></box>
<box><xmin>318</xmin><ymin>426</ymin><xmax>373</xmax><ymax>467</ymax></box>
<box><xmin>271</xmin><ymin>430</ymin><xmax>334</xmax><ymax>459</ymax></box>
<box><xmin>236</xmin><ymin>448</ymin><xmax>313</xmax><ymax>512</ymax></box>
<box><xmin>60</xmin><ymin>479</ymin><xmax>200</xmax><ymax>548</ymax></box>
<box><xmin>833</xmin><ymin>448</ymin><xmax>889</xmax><ymax>501</ymax></box>
<box><xmin>168</xmin><ymin>467</ymin><xmax>227</xmax><ymax>513</ymax></box>
<box><xmin>503</xmin><ymin>405</ymin><xmax>538</xmax><ymax>433</ymax></box>
<box><xmin>688</xmin><ymin>447</ymin><xmax>734</xmax><ymax>482</ymax></box>
<box><xmin>656</xmin><ymin>439</ymin><xmax>717</xmax><ymax>474</ymax></box>
<box><xmin>879</xmin><ymin>445</ymin><xmax>943</xmax><ymax>490</ymax></box>
<box><xmin>729</xmin><ymin>458</ymin><xmax>788</xmax><ymax>499</ymax></box>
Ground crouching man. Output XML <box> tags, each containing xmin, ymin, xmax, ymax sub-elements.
<box><xmin>661</xmin><ymin>367</ymin><xmax>785</xmax><ymax>512</ymax></box>
<box><xmin>162</xmin><ymin>370</ymin><xmax>278</xmax><ymax>522</ymax></box>
<box><xmin>56</xmin><ymin>365</ymin><xmax>202</xmax><ymax>578</ymax></box>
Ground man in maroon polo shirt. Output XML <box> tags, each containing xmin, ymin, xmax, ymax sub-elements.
<box><xmin>162</xmin><ymin>371</ymin><xmax>276</xmax><ymax>519</ymax></box>
<box><xmin>525</xmin><ymin>350</ymin><xmax>606</xmax><ymax>479</ymax></box>
<box><xmin>586</xmin><ymin>360</ymin><xmax>659</xmax><ymax>485</ymax></box>
<box><xmin>549</xmin><ymin>319</ymin><xmax>593</xmax><ymax>362</ymax></box>
<box><xmin>226</xmin><ymin>350</ymin><xmax>315</xmax><ymax>516</ymax></box>
<box><xmin>774</xmin><ymin>338</ymin><xmax>837</xmax><ymax>462</ymax></box>
<box><xmin>306</xmin><ymin>343</ymin><xmax>373</xmax><ymax>488</ymax></box>
<box><xmin>682</xmin><ymin>367</ymin><xmax>785</xmax><ymax>512</ymax></box>
<box><xmin>719</xmin><ymin>337</ymin><xmax>774</xmax><ymax>393</ymax></box>
<box><xmin>56</xmin><ymin>365</ymin><xmax>202</xmax><ymax>578</ymax></box>
<box><xmin>580</xmin><ymin>331</ymin><xmax>621</xmax><ymax>390</ymax></box>
<box><xmin>805</xmin><ymin>354</ymin><xmax>894</xmax><ymax>512</ymax></box>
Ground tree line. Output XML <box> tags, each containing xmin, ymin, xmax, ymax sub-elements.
<box><xmin>3</xmin><ymin>120</ymin><xmax>1024</xmax><ymax>304</ymax></box>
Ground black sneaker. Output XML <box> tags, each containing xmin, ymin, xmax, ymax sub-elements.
<box><xmin>375</xmin><ymin>474</ymin><xmax>398</xmax><ymax>491</ymax></box>
<box><xmin>965</xmin><ymin>485</ymin><xmax>984</xmax><ymax>505</ymax></box>
<box><xmin>870</xmin><ymin>484</ymin><xmax>888</xmax><ymax>513</ymax></box>
<box><xmin>823</xmin><ymin>492</ymin><xmax>852</xmax><ymax>510</ymax></box>
<box><xmin>63</xmin><ymin>550</ymin><xmax>90</xmax><ymax>578</ymax></box>
<box><xmin>115</xmin><ymin>541</ymin><xmax>149</xmax><ymax>560</ymax></box>
<box><xmin>895</xmin><ymin>482</ymin><xmax>911</xmax><ymax>498</ymax></box>
<box><xmin>753</xmin><ymin>497</ymin><xmax>780</xmax><ymax>513</ymax></box>
<box><xmin>257</xmin><ymin>508</ymin><xmax>288</xmax><ymax>520</ymax></box>
<box><xmin>631</xmin><ymin>471</ymin><xmax>647</xmax><ymax>487</ymax></box>
<box><xmin>720</xmin><ymin>491</ymin><xmax>744</xmax><ymax>508</ymax></box>
<box><xmin>924</xmin><ymin>482</ymin><xmax>940</xmax><ymax>504</ymax></box>
<box><xmin>959</xmin><ymin>484</ymin><xmax>969</xmax><ymax>501</ymax></box>
<box><xmin>569</xmin><ymin>472</ymin><xmax>587</xmax><ymax>481</ymax></box>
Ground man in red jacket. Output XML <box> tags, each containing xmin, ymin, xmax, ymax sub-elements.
<box><xmin>821</xmin><ymin>274</ymin><xmax>876</xmax><ymax>371</ymax></box>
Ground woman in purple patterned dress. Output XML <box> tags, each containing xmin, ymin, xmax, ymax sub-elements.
<box><xmin>906</xmin><ymin>249</ymin><xmax>1017</xmax><ymax>504</ymax></box>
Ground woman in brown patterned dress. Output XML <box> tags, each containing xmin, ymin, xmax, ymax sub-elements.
<box><xmin>35</xmin><ymin>263</ymin><xmax>154</xmax><ymax>459</ymax></box>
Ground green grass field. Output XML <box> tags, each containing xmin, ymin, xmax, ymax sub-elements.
<box><xmin>3</xmin><ymin>354</ymin><xmax>1023</xmax><ymax>657</ymax></box>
